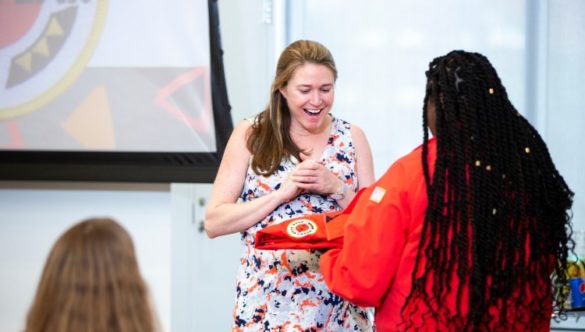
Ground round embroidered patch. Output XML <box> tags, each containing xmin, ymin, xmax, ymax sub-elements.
<box><xmin>286</xmin><ymin>219</ymin><xmax>317</xmax><ymax>238</ymax></box>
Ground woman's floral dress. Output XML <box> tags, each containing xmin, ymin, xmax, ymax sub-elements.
<box><xmin>232</xmin><ymin>116</ymin><xmax>374</xmax><ymax>331</ymax></box>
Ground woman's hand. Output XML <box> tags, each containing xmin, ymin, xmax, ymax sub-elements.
<box><xmin>291</xmin><ymin>153</ymin><xmax>342</xmax><ymax>196</ymax></box>
<box><xmin>277</xmin><ymin>170</ymin><xmax>304</xmax><ymax>203</ymax></box>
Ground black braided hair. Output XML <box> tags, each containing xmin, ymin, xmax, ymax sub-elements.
<box><xmin>401</xmin><ymin>50</ymin><xmax>574</xmax><ymax>331</ymax></box>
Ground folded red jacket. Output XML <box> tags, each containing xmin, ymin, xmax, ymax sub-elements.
<box><xmin>254</xmin><ymin>189</ymin><xmax>365</xmax><ymax>250</ymax></box>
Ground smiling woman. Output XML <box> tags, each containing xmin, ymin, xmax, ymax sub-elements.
<box><xmin>204</xmin><ymin>39</ymin><xmax>375</xmax><ymax>330</ymax></box>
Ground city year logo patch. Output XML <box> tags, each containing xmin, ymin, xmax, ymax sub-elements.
<box><xmin>286</xmin><ymin>219</ymin><xmax>317</xmax><ymax>238</ymax></box>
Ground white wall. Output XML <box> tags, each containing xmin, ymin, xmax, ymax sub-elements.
<box><xmin>218</xmin><ymin>0</ymin><xmax>281</xmax><ymax>123</ymax></box>
<box><xmin>545</xmin><ymin>0</ymin><xmax>585</xmax><ymax>254</ymax></box>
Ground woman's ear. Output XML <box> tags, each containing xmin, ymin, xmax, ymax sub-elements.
<box><xmin>279</xmin><ymin>87</ymin><xmax>287</xmax><ymax>99</ymax></box>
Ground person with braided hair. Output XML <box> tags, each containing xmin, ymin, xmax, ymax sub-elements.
<box><xmin>205</xmin><ymin>40</ymin><xmax>375</xmax><ymax>330</ymax></box>
<box><xmin>319</xmin><ymin>50</ymin><xmax>575</xmax><ymax>331</ymax></box>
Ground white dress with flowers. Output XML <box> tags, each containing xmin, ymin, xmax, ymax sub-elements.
<box><xmin>232</xmin><ymin>116</ymin><xmax>374</xmax><ymax>332</ymax></box>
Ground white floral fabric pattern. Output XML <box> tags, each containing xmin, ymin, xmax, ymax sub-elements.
<box><xmin>232</xmin><ymin>116</ymin><xmax>374</xmax><ymax>332</ymax></box>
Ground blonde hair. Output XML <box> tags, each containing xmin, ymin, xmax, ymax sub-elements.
<box><xmin>25</xmin><ymin>217</ymin><xmax>158</xmax><ymax>332</ymax></box>
<box><xmin>247</xmin><ymin>39</ymin><xmax>337</xmax><ymax>175</ymax></box>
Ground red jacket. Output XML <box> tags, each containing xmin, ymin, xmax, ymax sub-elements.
<box><xmin>320</xmin><ymin>139</ymin><xmax>552</xmax><ymax>331</ymax></box>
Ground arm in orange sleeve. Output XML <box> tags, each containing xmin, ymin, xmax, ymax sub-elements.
<box><xmin>320</xmin><ymin>162</ymin><xmax>409</xmax><ymax>308</ymax></box>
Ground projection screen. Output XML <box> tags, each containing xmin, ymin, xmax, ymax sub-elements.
<box><xmin>0</xmin><ymin>0</ymin><xmax>232</xmax><ymax>182</ymax></box>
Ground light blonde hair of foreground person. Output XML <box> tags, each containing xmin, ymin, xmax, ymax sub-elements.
<box><xmin>25</xmin><ymin>217</ymin><xmax>159</xmax><ymax>332</ymax></box>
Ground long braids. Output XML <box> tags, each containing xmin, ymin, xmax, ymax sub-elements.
<box><xmin>402</xmin><ymin>50</ymin><xmax>574</xmax><ymax>331</ymax></box>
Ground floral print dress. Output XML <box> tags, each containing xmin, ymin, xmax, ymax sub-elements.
<box><xmin>232</xmin><ymin>116</ymin><xmax>374</xmax><ymax>331</ymax></box>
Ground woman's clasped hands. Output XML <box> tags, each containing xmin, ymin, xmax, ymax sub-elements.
<box><xmin>279</xmin><ymin>153</ymin><xmax>342</xmax><ymax>203</ymax></box>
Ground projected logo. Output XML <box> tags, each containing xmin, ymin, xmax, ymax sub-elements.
<box><xmin>0</xmin><ymin>0</ymin><xmax>108</xmax><ymax>120</ymax></box>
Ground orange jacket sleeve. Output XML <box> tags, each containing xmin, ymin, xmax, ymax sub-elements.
<box><xmin>254</xmin><ymin>189</ymin><xmax>367</xmax><ymax>250</ymax></box>
<box><xmin>254</xmin><ymin>211</ymin><xmax>345</xmax><ymax>250</ymax></box>
<box><xmin>320</xmin><ymin>161</ymin><xmax>410</xmax><ymax>307</ymax></box>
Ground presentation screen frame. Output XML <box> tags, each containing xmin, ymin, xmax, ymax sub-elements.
<box><xmin>0</xmin><ymin>0</ymin><xmax>232</xmax><ymax>183</ymax></box>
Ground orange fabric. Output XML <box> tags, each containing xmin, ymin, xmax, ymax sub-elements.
<box><xmin>254</xmin><ymin>211</ymin><xmax>344</xmax><ymax>249</ymax></box>
<box><xmin>319</xmin><ymin>139</ymin><xmax>552</xmax><ymax>332</ymax></box>
<box><xmin>255</xmin><ymin>189</ymin><xmax>366</xmax><ymax>250</ymax></box>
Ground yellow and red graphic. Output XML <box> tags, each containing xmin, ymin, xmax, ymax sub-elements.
<box><xmin>286</xmin><ymin>219</ymin><xmax>318</xmax><ymax>239</ymax></box>
<box><xmin>0</xmin><ymin>0</ymin><xmax>108</xmax><ymax>119</ymax></box>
